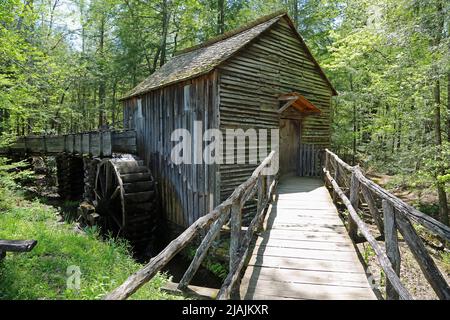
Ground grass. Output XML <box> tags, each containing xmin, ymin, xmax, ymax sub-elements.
<box><xmin>441</xmin><ymin>252</ymin><xmax>450</xmax><ymax>274</ymax></box>
<box><xmin>0</xmin><ymin>161</ymin><xmax>182</xmax><ymax>300</ymax></box>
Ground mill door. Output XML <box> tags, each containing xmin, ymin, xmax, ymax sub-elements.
<box><xmin>279</xmin><ymin>118</ymin><xmax>300</xmax><ymax>177</ymax></box>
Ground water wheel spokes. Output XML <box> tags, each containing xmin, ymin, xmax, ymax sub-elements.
<box><xmin>95</xmin><ymin>160</ymin><xmax>124</xmax><ymax>232</ymax></box>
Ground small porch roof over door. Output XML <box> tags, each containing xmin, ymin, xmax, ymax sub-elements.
<box><xmin>278</xmin><ymin>92</ymin><xmax>321</xmax><ymax>115</ymax></box>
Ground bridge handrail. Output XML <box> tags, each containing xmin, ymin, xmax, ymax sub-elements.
<box><xmin>325</xmin><ymin>149</ymin><xmax>450</xmax><ymax>241</ymax></box>
<box><xmin>103</xmin><ymin>151</ymin><xmax>277</xmax><ymax>300</ymax></box>
<box><xmin>324</xmin><ymin>149</ymin><xmax>450</xmax><ymax>300</ymax></box>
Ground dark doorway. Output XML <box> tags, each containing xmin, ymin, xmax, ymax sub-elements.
<box><xmin>279</xmin><ymin>118</ymin><xmax>300</xmax><ymax>177</ymax></box>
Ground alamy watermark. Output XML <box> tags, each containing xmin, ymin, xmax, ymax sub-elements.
<box><xmin>66</xmin><ymin>265</ymin><xmax>81</xmax><ymax>291</ymax></box>
<box><xmin>170</xmin><ymin>121</ymin><xmax>279</xmax><ymax>175</ymax></box>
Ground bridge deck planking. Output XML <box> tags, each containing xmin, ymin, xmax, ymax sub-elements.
<box><xmin>240</xmin><ymin>176</ymin><xmax>377</xmax><ymax>300</ymax></box>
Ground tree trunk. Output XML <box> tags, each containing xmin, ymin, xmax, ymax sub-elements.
<box><xmin>217</xmin><ymin>0</ymin><xmax>225</xmax><ymax>35</ymax></box>
<box><xmin>433</xmin><ymin>78</ymin><xmax>449</xmax><ymax>226</ymax></box>
<box><xmin>447</xmin><ymin>71</ymin><xmax>450</xmax><ymax>142</ymax></box>
<box><xmin>112</xmin><ymin>80</ymin><xmax>117</xmax><ymax>127</ymax></box>
<box><xmin>159</xmin><ymin>0</ymin><xmax>170</xmax><ymax>67</ymax></box>
<box><xmin>430</xmin><ymin>0</ymin><xmax>449</xmax><ymax>226</ymax></box>
<box><xmin>98</xmin><ymin>16</ymin><xmax>107</xmax><ymax>129</ymax></box>
<box><xmin>292</xmin><ymin>0</ymin><xmax>299</xmax><ymax>29</ymax></box>
<box><xmin>350</xmin><ymin>74</ymin><xmax>356</xmax><ymax>165</ymax></box>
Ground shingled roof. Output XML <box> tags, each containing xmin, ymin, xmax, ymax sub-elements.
<box><xmin>121</xmin><ymin>12</ymin><xmax>337</xmax><ymax>100</ymax></box>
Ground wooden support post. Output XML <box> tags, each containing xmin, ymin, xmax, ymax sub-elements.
<box><xmin>395</xmin><ymin>211</ymin><xmax>450</xmax><ymax>300</ymax></box>
<box><xmin>348</xmin><ymin>171</ymin><xmax>359</xmax><ymax>241</ymax></box>
<box><xmin>383</xmin><ymin>200</ymin><xmax>400</xmax><ymax>300</ymax></box>
<box><xmin>256</xmin><ymin>176</ymin><xmax>265</xmax><ymax>216</ymax></box>
<box><xmin>332</xmin><ymin>163</ymin><xmax>340</xmax><ymax>202</ymax></box>
<box><xmin>324</xmin><ymin>151</ymin><xmax>330</xmax><ymax>188</ymax></box>
<box><xmin>362</xmin><ymin>185</ymin><xmax>385</xmax><ymax>235</ymax></box>
<box><xmin>178</xmin><ymin>210</ymin><xmax>230</xmax><ymax>290</ymax></box>
<box><xmin>229</xmin><ymin>198</ymin><xmax>243</xmax><ymax>299</ymax></box>
<box><xmin>229</xmin><ymin>200</ymin><xmax>242</xmax><ymax>270</ymax></box>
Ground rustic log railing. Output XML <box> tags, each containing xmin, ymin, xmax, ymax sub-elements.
<box><xmin>324</xmin><ymin>149</ymin><xmax>450</xmax><ymax>300</ymax></box>
<box><xmin>0</xmin><ymin>130</ymin><xmax>137</xmax><ymax>157</ymax></box>
<box><xmin>103</xmin><ymin>151</ymin><xmax>277</xmax><ymax>300</ymax></box>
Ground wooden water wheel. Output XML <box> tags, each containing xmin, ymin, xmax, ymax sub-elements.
<box><xmin>93</xmin><ymin>155</ymin><xmax>158</xmax><ymax>245</ymax></box>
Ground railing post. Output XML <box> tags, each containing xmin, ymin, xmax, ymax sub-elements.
<box><xmin>362</xmin><ymin>185</ymin><xmax>385</xmax><ymax>236</ymax></box>
<box><xmin>229</xmin><ymin>198</ymin><xmax>242</xmax><ymax>299</ymax></box>
<box><xmin>382</xmin><ymin>200</ymin><xmax>400</xmax><ymax>300</ymax></box>
<box><xmin>229</xmin><ymin>200</ymin><xmax>242</xmax><ymax>270</ymax></box>
<box><xmin>324</xmin><ymin>151</ymin><xmax>330</xmax><ymax>187</ymax></box>
<box><xmin>332</xmin><ymin>164</ymin><xmax>340</xmax><ymax>202</ymax></box>
<box><xmin>348</xmin><ymin>171</ymin><xmax>359</xmax><ymax>241</ymax></box>
<box><xmin>256</xmin><ymin>175</ymin><xmax>265</xmax><ymax>216</ymax></box>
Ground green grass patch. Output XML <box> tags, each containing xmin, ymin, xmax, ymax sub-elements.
<box><xmin>0</xmin><ymin>163</ymin><xmax>182</xmax><ymax>300</ymax></box>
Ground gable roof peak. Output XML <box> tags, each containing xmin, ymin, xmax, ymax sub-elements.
<box><xmin>121</xmin><ymin>11</ymin><xmax>336</xmax><ymax>100</ymax></box>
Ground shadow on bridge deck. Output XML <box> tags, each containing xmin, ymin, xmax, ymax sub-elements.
<box><xmin>240</xmin><ymin>176</ymin><xmax>377</xmax><ymax>300</ymax></box>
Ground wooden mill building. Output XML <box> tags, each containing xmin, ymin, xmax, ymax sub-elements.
<box><xmin>120</xmin><ymin>12</ymin><xmax>337</xmax><ymax>231</ymax></box>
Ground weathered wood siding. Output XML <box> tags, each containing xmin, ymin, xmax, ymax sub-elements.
<box><xmin>123</xmin><ymin>73</ymin><xmax>219</xmax><ymax>228</ymax></box>
<box><xmin>217</xmin><ymin>18</ymin><xmax>332</xmax><ymax>201</ymax></box>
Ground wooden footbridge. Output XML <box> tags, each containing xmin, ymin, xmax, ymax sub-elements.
<box><xmin>2</xmin><ymin>134</ymin><xmax>449</xmax><ymax>300</ymax></box>
<box><xmin>240</xmin><ymin>177</ymin><xmax>376</xmax><ymax>300</ymax></box>
<box><xmin>103</xmin><ymin>150</ymin><xmax>450</xmax><ymax>301</ymax></box>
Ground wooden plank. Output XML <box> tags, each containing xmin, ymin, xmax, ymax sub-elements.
<box><xmin>0</xmin><ymin>240</ymin><xmax>37</xmax><ymax>252</ymax></box>
<box><xmin>82</xmin><ymin>133</ymin><xmax>90</xmax><ymax>154</ymax></box>
<box><xmin>243</xmin><ymin>266</ymin><xmax>371</xmax><ymax>288</ymax></box>
<box><xmin>26</xmin><ymin>136</ymin><xmax>45</xmax><ymax>153</ymax></box>
<box><xmin>90</xmin><ymin>132</ymin><xmax>101</xmax><ymax>156</ymax></box>
<box><xmin>74</xmin><ymin>134</ymin><xmax>81</xmax><ymax>154</ymax></box>
<box><xmin>254</xmin><ymin>237</ymin><xmax>355</xmax><ymax>252</ymax></box>
<box><xmin>269</xmin><ymin>224</ymin><xmax>347</xmax><ymax>234</ymax></box>
<box><xmin>251</xmin><ymin>245</ymin><xmax>361</xmax><ymax>263</ymax></box>
<box><xmin>247</xmin><ymin>254</ymin><xmax>365</xmax><ymax>274</ymax></box>
<box><xmin>45</xmin><ymin>136</ymin><xmax>65</xmax><ymax>153</ymax></box>
<box><xmin>241</xmin><ymin>277</ymin><xmax>376</xmax><ymax>300</ymax></box>
<box><xmin>259</xmin><ymin>229</ymin><xmax>352</xmax><ymax>243</ymax></box>
<box><xmin>102</xmin><ymin>131</ymin><xmax>112</xmax><ymax>156</ymax></box>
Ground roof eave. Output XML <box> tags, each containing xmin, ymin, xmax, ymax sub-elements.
<box><xmin>118</xmin><ymin>68</ymin><xmax>216</xmax><ymax>101</ymax></box>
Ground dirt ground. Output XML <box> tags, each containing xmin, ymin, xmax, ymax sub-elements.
<box><xmin>356</xmin><ymin>225</ymin><xmax>449</xmax><ymax>300</ymax></box>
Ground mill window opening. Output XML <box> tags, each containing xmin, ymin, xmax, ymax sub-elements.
<box><xmin>184</xmin><ymin>85</ymin><xmax>191</xmax><ymax>112</ymax></box>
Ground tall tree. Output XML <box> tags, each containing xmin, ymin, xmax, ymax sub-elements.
<box><xmin>217</xmin><ymin>0</ymin><xmax>225</xmax><ymax>34</ymax></box>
